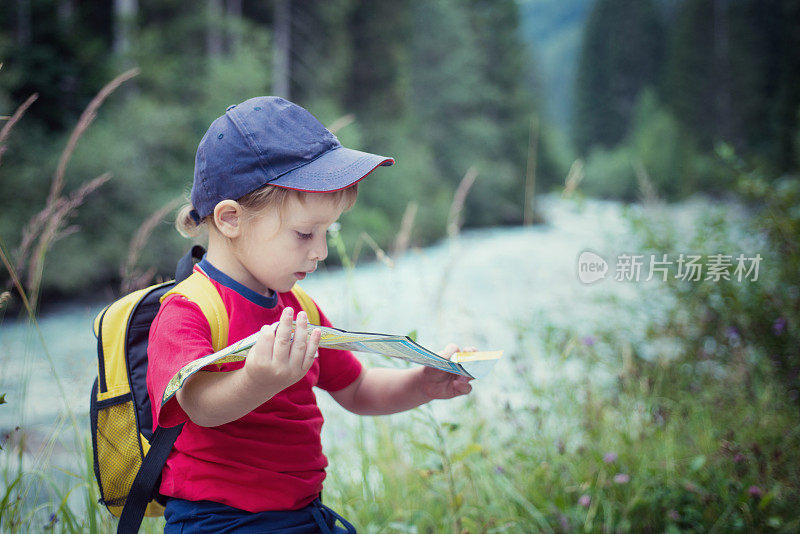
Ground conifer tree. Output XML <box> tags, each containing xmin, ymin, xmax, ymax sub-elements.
<box><xmin>464</xmin><ymin>0</ymin><xmax>542</xmax><ymax>224</ymax></box>
<box><xmin>343</xmin><ymin>0</ymin><xmax>412</xmax><ymax>137</ymax></box>
<box><xmin>574</xmin><ymin>0</ymin><xmax>664</xmax><ymax>153</ymax></box>
<box><xmin>664</xmin><ymin>0</ymin><xmax>799</xmax><ymax>171</ymax></box>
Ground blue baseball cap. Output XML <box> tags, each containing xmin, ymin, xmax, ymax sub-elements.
<box><xmin>190</xmin><ymin>96</ymin><xmax>394</xmax><ymax>220</ymax></box>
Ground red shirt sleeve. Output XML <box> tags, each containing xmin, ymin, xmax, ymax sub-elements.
<box><xmin>146</xmin><ymin>294</ymin><xmax>215</xmax><ymax>429</ymax></box>
<box><xmin>313</xmin><ymin>304</ymin><xmax>363</xmax><ymax>392</ymax></box>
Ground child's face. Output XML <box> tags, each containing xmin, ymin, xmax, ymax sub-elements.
<box><xmin>235</xmin><ymin>193</ymin><xmax>344</xmax><ymax>295</ymax></box>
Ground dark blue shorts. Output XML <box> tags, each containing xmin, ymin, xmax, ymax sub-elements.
<box><xmin>163</xmin><ymin>497</ymin><xmax>357</xmax><ymax>533</ymax></box>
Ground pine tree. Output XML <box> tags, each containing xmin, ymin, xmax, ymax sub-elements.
<box><xmin>663</xmin><ymin>0</ymin><xmax>800</xmax><ymax>171</ymax></box>
<box><xmin>290</xmin><ymin>0</ymin><xmax>354</xmax><ymax>109</ymax></box>
<box><xmin>662</xmin><ymin>0</ymin><xmax>717</xmax><ymax>148</ymax></box>
<box><xmin>343</xmin><ymin>0</ymin><xmax>412</xmax><ymax>136</ymax></box>
<box><xmin>463</xmin><ymin>0</ymin><xmax>542</xmax><ymax>224</ymax></box>
<box><xmin>574</xmin><ymin>0</ymin><xmax>664</xmax><ymax>153</ymax></box>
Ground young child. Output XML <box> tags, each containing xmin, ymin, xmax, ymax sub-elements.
<box><xmin>146</xmin><ymin>96</ymin><xmax>475</xmax><ymax>533</ymax></box>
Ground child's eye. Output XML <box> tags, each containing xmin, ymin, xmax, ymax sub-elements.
<box><xmin>296</xmin><ymin>231</ymin><xmax>313</xmax><ymax>240</ymax></box>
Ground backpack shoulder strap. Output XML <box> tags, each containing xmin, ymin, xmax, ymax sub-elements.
<box><xmin>161</xmin><ymin>271</ymin><xmax>229</xmax><ymax>351</ymax></box>
<box><xmin>290</xmin><ymin>284</ymin><xmax>320</xmax><ymax>325</ymax></box>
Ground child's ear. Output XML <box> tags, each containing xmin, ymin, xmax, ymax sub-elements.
<box><xmin>213</xmin><ymin>200</ymin><xmax>243</xmax><ymax>238</ymax></box>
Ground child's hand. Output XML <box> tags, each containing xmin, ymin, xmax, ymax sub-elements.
<box><xmin>418</xmin><ymin>343</ymin><xmax>475</xmax><ymax>400</ymax></box>
<box><xmin>243</xmin><ymin>307</ymin><xmax>322</xmax><ymax>393</ymax></box>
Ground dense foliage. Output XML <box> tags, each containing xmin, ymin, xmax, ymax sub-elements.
<box><xmin>0</xmin><ymin>0</ymin><xmax>551</xmax><ymax>302</ymax></box>
<box><xmin>4</xmin><ymin>0</ymin><xmax>797</xmax><ymax>300</ymax></box>
<box><xmin>575</xmin><ymin>0</ymin><xmax>800</xmax><ymax>200</ymax></box>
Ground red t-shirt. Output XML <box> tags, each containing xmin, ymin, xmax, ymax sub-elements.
<box><xmin>146</xmin><ymin>261</ymin><xmax>362</xmax><ymax>512</ymax></box>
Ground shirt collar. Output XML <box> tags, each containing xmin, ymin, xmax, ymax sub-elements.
<box><xmin>197</xmin><ymin>256</ymin><xmax>278</xmax><ymax>309</ymax></box>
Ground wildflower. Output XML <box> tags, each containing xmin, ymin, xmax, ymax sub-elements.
<box><xmin>668</xmin><ymin>510</ymin><xmax>680</xmax><ymax>522</ymax></box>
<box><xmin>773</xmin><ymin>317</ymin><xmax>787</xmax><ymax>336</ymax></box>
<box><xmin>748</xmin><ymin>485</ymin><xmax>763</xmax><ymax>498</ymax></box>
<box><xmin>578</xmin><ymin>494</ymin><xmax>591</xmax><ymax>507</ymax></box>
<box><xmin>48</xmin><ymin>513</ymin><xmax>58</xmax><ymax>525</ymax></box>
<box><xmin>733</xmin><ymin>453</ymin><xmax>746</xmax><ymax>463</ymax></box>
<box><xmin>613</xmin><ymin>473</ymin><xmax>630</xmax><ymax>484</ymax></box>
<box><xmin>494</xmin><ymin>465</ymin><xmax>505</xmax><ymax>475</ymax></box>
<box><xmin>581</xmin><ymin>336</ymin><xmax>596</xmax><ymax>347</ymax></box>
<box><xmin>603</xmin><ymin>452</ymin><xmax>618</xmax><ymax>464</ymax></box>
<box><xmin>726</xmin><ymin>327</ymin><xmax>740</xmax><ymax>342</ymax></box>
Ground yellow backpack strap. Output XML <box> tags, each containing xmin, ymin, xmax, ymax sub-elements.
<box><xmin>161</xmin><ymin>271</ymin><xmax>229</xmax><ymax>352</ymax></box>
<box><xmin>159</xmin><ymin>280</ymin><xmax>319</xmax><ymax>408</ymax></box>
<box><xmin>291</xmin><ymin>284</ymin><xmax>320</xmax><ymax>325</ymax></box>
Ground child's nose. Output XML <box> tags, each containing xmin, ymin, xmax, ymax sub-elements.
<box><xmin>310</xmin><ymin>235</ymin><xmax>328</xmax><ymax>261</ymax></box>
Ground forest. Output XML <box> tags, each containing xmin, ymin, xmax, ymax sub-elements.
<box><xmin>1</xmin><ymin>0</ymin><xmax>796</xmax><ymax>301</ymax></box>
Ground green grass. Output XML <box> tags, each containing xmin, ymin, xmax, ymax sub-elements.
<box><xmin>319</xmin><ymin>334</ymin><xmax>800</xmax><ymax>533</ymax></box>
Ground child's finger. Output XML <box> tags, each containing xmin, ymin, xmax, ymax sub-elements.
<box><xmin>254</xmin><ymin>324</ymin><xmax>277</xmax><ymax>362</ymax></box>
<box><xmin>289</xmin><ymin>311</ymin><xmax>309</xmax><ymax>366</ymax></box>
<box><xmin>455</xmin><ymin>381</ymin><xmax>472</xmax><ymax>395</ymax></box>
<box><xmin>273</xmin><ymin>307</ymin><xmax>294</xmax><ymax>361</ymax></box>
<box><xmin>302</xmin><ymin>329</ymin><xmax>322</xmax><ymax>371</ymax></box>
<box><xmin>438</xmin><ymin>343</ymin><xmax>460</xmax><ymax>360</ymax></box>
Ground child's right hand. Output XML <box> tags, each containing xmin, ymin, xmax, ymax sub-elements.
<box><xmin>243</xmin><ymin>307</ymin><xmax>322</xmax><ymax>393</ymax></box>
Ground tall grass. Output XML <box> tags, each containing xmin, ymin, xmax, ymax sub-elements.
<box><xmin>0</xmin><ymin>69</ymin><xmax>151</xmax><ymax>533</ymax></box>
<box><xmin>318</xmin><ymin>290</ymin><xmax>800</xmax><ymax>533</ymax></box>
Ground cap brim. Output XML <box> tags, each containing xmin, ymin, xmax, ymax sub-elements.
<box><xmin>267</xmin><ymin>146</ymin><xmax>394</xmax><ymax>192</ymax></box>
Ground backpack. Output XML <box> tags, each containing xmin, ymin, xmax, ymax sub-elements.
<box><xmin>90</xmin><ymin>246</ymin><xmax>320</xmax><ymax>534</ymax></box>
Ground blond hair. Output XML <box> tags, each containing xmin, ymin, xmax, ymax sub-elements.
<box><xmin>176</xmin><ymin>183</ymin><xmax>359</xmax><ymax>238</ymax></box>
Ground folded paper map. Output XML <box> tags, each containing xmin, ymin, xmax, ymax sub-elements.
<box><xmin>162</xmin><ymin>323</ymin><xmax>502</xmax><ymax>406</ymax></box>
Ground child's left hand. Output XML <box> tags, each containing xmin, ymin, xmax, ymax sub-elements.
<box><xmin>418</xmin><ymin>343</ymin><xmax>475</xmax><ymax>400</ymax></box>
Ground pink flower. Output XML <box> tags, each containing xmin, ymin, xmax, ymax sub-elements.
<box><xmin>668</xmin><ymin>510</ymin><xmax>680</xmax><ymax>521</ymax></box>
<box><xmin>733</xmin><ymin>453</ymin><xmax>746</xmax><ymax>463</ymax></box>
<box><xmin>581</xmin><ymin>336</ymin><xmax>596</xmax><ymax>347</ymax></box>
<box><xmin>578</xmin><ymin>494</ymin><xmax>591</xmax><ymax>507</ymax></box>
<box><xmin>613</xmin><ymin>473</ymin><xmax>630</xmax><ymax>484</ymax></box>
<box><xmin>603</xmin><ymin>452</ymin><xmax>618</xmax><ymax>464</ymax></box>
<box><xmin>748</xmin><ymin>485</ymin><xmax>763</xmax><ymax>498</ymax></box>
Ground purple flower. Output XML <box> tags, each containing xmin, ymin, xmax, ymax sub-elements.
<box><xmin>578</xmin><ymin>494</ymin><xmax>591</xmax><ymax>507</ymax></box>
<box><xmin>668</xmin><ymin>510</ymin><xmax>680</xmax><ymax>521</ymax></box>
<box><xmin>48</xmin><ymin>513</ymin><xmax>58</xmax><ymax>524</ymax></box>
<box><xmin>726</xmin><ymin>327</ymin><xmax>740</xmax><ymax>342</ymax></box>
<box><xmin>748</xmin><ymin>485</ymin><xmax>763</xmax><ymax>498</ymax></box>
<box><xmin>613</xmin><ymin>473</ymin><xmax>630</xmax><ymax>484</ymax></box>
<box><xmin>773</xmin><ymin>318</ymin><xmax>787</xmax><ymax>336</ymax></box>
<box><xmin>733</xmin><ymin>453</ymin><xmax>746</xmax><ymax>463</ymax></box>
<box><xmin>603</xmin><ymin>452</ymin><xmax>618</xmax><ymax>464</ymax></box>
<box><xmin>494</xmin><ymin>465</ymin><xmax>505</xmax><ymax>475</ymax></box>
<box><xmin>581</xmin><ymin>336</ymin><xmax>596</xmax><ymax>347</ymax></box>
